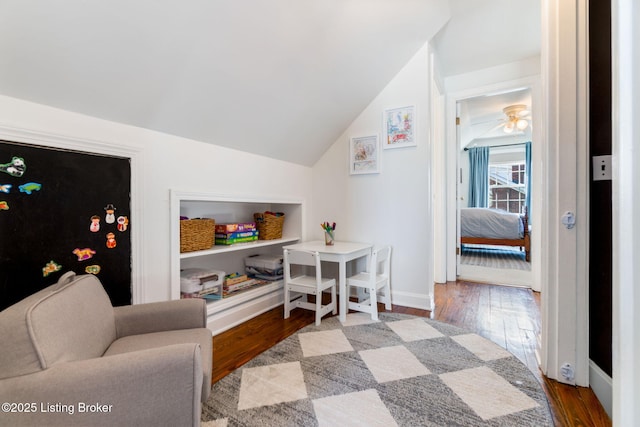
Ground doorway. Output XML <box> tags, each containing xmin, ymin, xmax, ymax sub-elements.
<box><xmin>442</xmin><ymin>77</ymin><xmax>543</xmax><ymax>293</ymax></box>
<box><xmin>456</xmin><ymin>88</ymin><xmax>534</xmax><ymax>287</ymax></box>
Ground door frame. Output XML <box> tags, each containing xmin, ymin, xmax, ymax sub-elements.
<box><xmin>452</xmin><ymin>86</ymin><xmax>538</xmax><ymax>289</ymax></box>
<box><xmin>612</xmin><ymin>0</ymin><xmax>640</xmax><ymax>421</ymax></box>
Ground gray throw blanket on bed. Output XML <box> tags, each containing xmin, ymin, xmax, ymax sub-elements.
<box><xmin>460</xmin><ymin>208</ymin><xmax>523</xmax><ymax>239</ymax></box>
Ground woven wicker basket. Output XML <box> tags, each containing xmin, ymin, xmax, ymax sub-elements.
<box><xmin>180</xmin><ymin>218</ymin><xmax>215</xmax><ymax>252</ymax></box>
<box><xmin>253</xmin><ymin>212</ymin><xmax>285</xmax><ymax>240</ymax></box>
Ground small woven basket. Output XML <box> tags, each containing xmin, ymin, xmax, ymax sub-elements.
<box><xmin>180</xmin><ymin>218</ymin><xmax>215</xmax><ymax>252</ymax></box>
<box><xmin>253</xmin><ymin>212</ymin><xmax>285</xmax><ymax>240</ymax></box>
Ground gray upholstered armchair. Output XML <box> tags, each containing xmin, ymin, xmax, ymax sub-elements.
<box><xmin>0</xmin><ymin>272</ymin><xmax>212</xmax><ymax>427</ymax></box>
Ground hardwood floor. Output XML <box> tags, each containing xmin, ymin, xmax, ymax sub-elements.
<box><xmin>433</xmin><ymin>281</ymin><xmax>611</xmax><ymax>427</ymax></box>
<box><xmin>211</xmin><ymin>281</ymin><xmax>611</xmax><ymax>426</ymax></box>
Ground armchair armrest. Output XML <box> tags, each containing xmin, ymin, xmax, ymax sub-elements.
<box><xmin>113</xmin><ymin>298</ymin><xmax>207</xmax><ymax>338</ymax></box>
<box><xmin>0</xmin><ymin>343</ymin><xmax>203</xmax><ymax>427</ymax></box>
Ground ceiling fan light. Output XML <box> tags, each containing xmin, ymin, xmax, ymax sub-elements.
<box><xmin>516</xmin><ymin>119</ymin><xmax>529</xmax><ymax>130</ymax></box>
<box><xmin>503</xmin><ymin>122</ymin><xmax>515</xmax><ymax>133</ymax></box>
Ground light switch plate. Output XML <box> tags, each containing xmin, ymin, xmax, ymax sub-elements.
<box><xmin>592</xmin><ymin>155</ymin><xmax>612</xmax><ymax>181</ymax></box>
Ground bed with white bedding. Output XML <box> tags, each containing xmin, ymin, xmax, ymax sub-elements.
<box><xmin>460</xmin><ymin>207</ymin><xmax>530</xmax><ymax>261</ymax></box>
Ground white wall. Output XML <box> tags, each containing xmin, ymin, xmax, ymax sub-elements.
<box><xmin>445</xmin><ymin>56</ymin><xmax>541</xmax><ymax>94</ymax></box>
<box><xmin>0</xmin><ymin>95</ymin><xmax>312</xmax><ymax>303</ymax></box>
<box><xmin>312</xmin><ymin>43</ymin><xmax>433</xmax><ymax>310</ymax></box>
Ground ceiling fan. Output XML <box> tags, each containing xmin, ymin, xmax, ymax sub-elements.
<box><xmin>500</xmin><ymin>104</ymin><xmax>531</xmax><ymax>133</ymax></box>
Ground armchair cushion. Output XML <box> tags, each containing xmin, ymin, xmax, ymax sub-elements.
<box><xmin>113</xmin><ymin>298</ymin><xmax>207</xmax><ymax>338</ymax></box>
<box><xmin>104</xmin><ymin>328</ymin><xmax>212</xmax><ymax>400</ymax></box>
<box><xmin>0</xmin><ymin>272</ymin><xmax>116</xmax><ymax>379</ymax></box>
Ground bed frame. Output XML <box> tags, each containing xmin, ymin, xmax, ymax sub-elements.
<box><xmin>460</xmin><ymin>207</ymin><xmax>530</xmax><ymax>262</ymax></box>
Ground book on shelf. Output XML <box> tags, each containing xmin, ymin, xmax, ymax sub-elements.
<box><xmin>215</xmin><ymin>235</ymin><xmax>258</xmax><ymax>245</ymax></box>
<box><xmin>181</xmin><ymin>285</ymin><xmax>222</xmax><ymax>300</ymax></box>
<box><xmin>215</xmin><ymin>230</ymin><xmax>258</xmax><ymax>240</ymax></box>
<box><xmin>214</xmin><ymin>222</ymin><xmax>256</xmax><ymax>234</ymax></box>
<box><xmin>223</xmin><ymin>278</ymin><xmax>270</xmax><ymax>296</ymax></box>
<box><xmin>201</xmin><ymin>293</ymin><xmax>222</xmax><ymax>300</ymax></box>
<box><xmin>224</xmin><ymin>273</ymin><xmax>248</xmax><ymax>286</ymax></box>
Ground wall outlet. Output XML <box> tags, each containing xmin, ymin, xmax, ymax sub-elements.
<box><xmin>592</xmin><ymin>155</ymin><xmax>612</xmax><ymax>181</ymax></box>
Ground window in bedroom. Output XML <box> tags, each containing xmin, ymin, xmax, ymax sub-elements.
<box><xmin>488</xmin><ymin>161</ymin><xmax>526</xmax><ymax>213</ymax></box>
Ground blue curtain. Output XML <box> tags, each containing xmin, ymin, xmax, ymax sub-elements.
<box><xmin>525</xmin><ymin>141</ymin><xmax>532</xmax><ymax>218</ymax></box>
<box><xmin>468</xmin><ymin>146</ymin><xmax>490</xmax><ymax>208</ymax></box>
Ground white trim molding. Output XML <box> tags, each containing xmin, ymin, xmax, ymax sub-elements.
<box><xmin>0</xmin><ymin>125</ymin><xmax>145</xmax><ymax>304</ymax></box>
<box><xmin>391</xmin><ymin>289</ymin><xmax>433</xmax><ymax>312</ymax></box>
<box><xmin>612</xmin><ymin>0</ymin><xmax>640</xmax><ymax>423</ymax></box>
<box><xmin>589</xmin><ymin>359</ymin><xmax>612</xmax><ymax>418</ymax></box>
<box><xmin>539</xmin><ymin>0</ymin><xmax>590</xmax><ymax>386</ymax></box>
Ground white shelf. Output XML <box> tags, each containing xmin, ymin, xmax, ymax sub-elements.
<box><xmin>205</xmin><ymin>280</ymin><xmax>283</xmax><ymax>311</ymax></box>
<box><xmin>170</xmin><ymin>189</ymin><xmax>304</xmax><ymax>335</ymax></box>
<box><xmin>180</xmin><ymin>237</ymin><xmax>300</xmax><ymax>259</ymax></box>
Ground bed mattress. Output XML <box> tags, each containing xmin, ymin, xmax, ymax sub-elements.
<box><xmin>460</xmin><ymin>208</ymin><xmax>524</xmax><ymax>239</ymax></box>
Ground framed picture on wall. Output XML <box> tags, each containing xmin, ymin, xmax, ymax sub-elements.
<box><xmin>349</xmin><ymin>134</ymin><xmax>380</xmax><ymax>175</ymax></box>
<box><xmin>383</xmin><ymin>105</ymin><xmax>416</xmax><ymax>149</ymax></box>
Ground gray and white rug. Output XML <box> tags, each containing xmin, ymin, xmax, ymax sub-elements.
<box><xmin>201</xmin><ymin>312</ymin><xmax>552</xmax><ymax>426</ymax></box>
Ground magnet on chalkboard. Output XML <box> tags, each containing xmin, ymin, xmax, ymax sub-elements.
<box><xmin>42</xmin><ymin>260</ymin><xmax>62</xmax><ymax>277</ymax></box>
<box><xmin>90</xmin><ymin>215</ymin><xmax>101</xmax><ymax>232</ymax></box>
<box><xmin>73</xmin><ymin>247</ymin><xmax>96</xmax><ymax>261</ymax></box>
<box><xmin>18</xmin><ymin>182</ymin><xmax>42</xmax><ymax>195</ymax></box>
<box><xmin>85</xmin><ymin>265</ymin><xmax>101</xmax><ymax>275</ymax></box>
<box><xmin>106</xmin><ymin>232</ymin><xmax>116</xmax><ymax>248</ymax></box>
<box><xmin>104</xmin><ymin>204</ymin><xmax>116</xmax><ymax>224</ymax></box>
<box><xmin>0</xmin><ymin>201</ymin><xmax>8</xmax><ymax>210</ymax></box>
<box><xmin>0</xmin><ymin>184</ymin><xmax>11</xmax><ymax>193</ymax></box>
<box><xmin>117</xmin><ymin>216</ymin><xmax>129</xmax><ymax>232</ymax></box>
<box><xmin>0</xmin><ymin>156</ymin><xmax>26</xmax><ymax>177</ymax></box>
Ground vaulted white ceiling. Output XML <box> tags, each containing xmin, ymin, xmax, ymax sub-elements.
<box><xmin>0</xmin><ymin>0</ymin><xmax>540</xmax><ymax>166</ymax></box>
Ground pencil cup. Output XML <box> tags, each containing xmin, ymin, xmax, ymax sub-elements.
<box><xmin>324</xmin><ymin>231</ymin><xmax>334</xmax><ymax>246</ymax></box>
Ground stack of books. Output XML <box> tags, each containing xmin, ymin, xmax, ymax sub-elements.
<box><xmin>181</xmin><ymin>287</ymin><xmax>223</xmax><ymax>300</ymax></box>
<box><xmin>223</xmin><ymin>272</ymin><xmax>268</xmax><ymax>297</ymax></box>
<box><xmin>214</xmin><ymin>222</ymin><xmax>259</xmax><ymax>245</ymax></box>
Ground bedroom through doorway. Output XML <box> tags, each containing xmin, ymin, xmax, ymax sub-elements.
<box><xmin>455</xmin><ymin>87</ymin><xmax>534</xmax><ymax>287</ymax></box>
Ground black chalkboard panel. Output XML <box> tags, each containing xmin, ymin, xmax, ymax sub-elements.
<box><xmin>0</xmin><ymin>140</ymin><xmax>132</xmax><ymax>310</ymax></box>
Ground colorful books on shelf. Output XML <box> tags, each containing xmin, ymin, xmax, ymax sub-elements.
<box><xmin>223</xmin><ymin>272</ymin><xmax>268</xmax><ymax>297</ymax></box>
<box><xmin>214</xmin><ymin>222</ymin><xmax>256</xmax><ymax>234</ymax></box>
<box><xmin>181</xmin><ymin>286</ymin><xmax>222</xmax><ymax>300</ymax></box>
<box><xmin>215</xmin><ymin>229</ymin><xmax>259</xmax><ymax>245</ymax></box>
<box><xmin>215</xmin><ymin>230</ymin><xmax>258</xmax><ymax>239</ymax></box>
<box><xmin>224</xmin><ymin>273</ymin><xmax>248</xmax><ymax>286</ymax></box>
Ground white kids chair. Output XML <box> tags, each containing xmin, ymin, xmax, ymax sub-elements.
<box><xmin>345</xmin><ymin>245</ymin><xmax>392</xmax><ymax>321</ymax></box>
<box><xmin>283</xmin><ymin>249</ymin><xmax>337</xmax><ymax>326</ymax></box>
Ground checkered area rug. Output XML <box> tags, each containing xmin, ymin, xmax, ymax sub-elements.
<box><xmin>201</xmin><ymin>312</ymin><xmax>552</xmax><ymax>426</ymax></box>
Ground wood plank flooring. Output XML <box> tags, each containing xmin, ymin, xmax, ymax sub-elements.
<box><xmin>211</xmin><ymin>281</ymin><xmax>611</xmax><ymax>426</ymax></box>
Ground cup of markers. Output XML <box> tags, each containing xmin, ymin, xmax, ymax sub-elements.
<box><xmin>321</xmin><ymin>222</ymin><xmax>335</xmax><ymax>245</ymax></box>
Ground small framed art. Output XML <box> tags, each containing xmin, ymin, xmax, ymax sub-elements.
<box><xmin>349</xmin><ymin>135</ymin><xmax>380</xmax><ymax>175</ymax></box>
<box><xmin>383</xmin><ymin>105</ymin><xmax>416</xmax><ymax>149</ymax></box>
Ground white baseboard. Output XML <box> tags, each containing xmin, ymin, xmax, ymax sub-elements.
<box><xmin>206</xmin><ymin>286</ymin><xmax>433</xmax><ymax>336</ymax></box>
<box><xmin>391</xmin><ymin>290</ymin><xmax>433</xmax><ymax>311</ymax></box>
<box><xmin>589</xmin><ymin>359</ymin><xmax>612</xmax><ymax>418</ymax></box>
<box><xmin>207</xmin><ymin>288</ymin><xmax>284</xmax><ymax>336</ymax></box>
